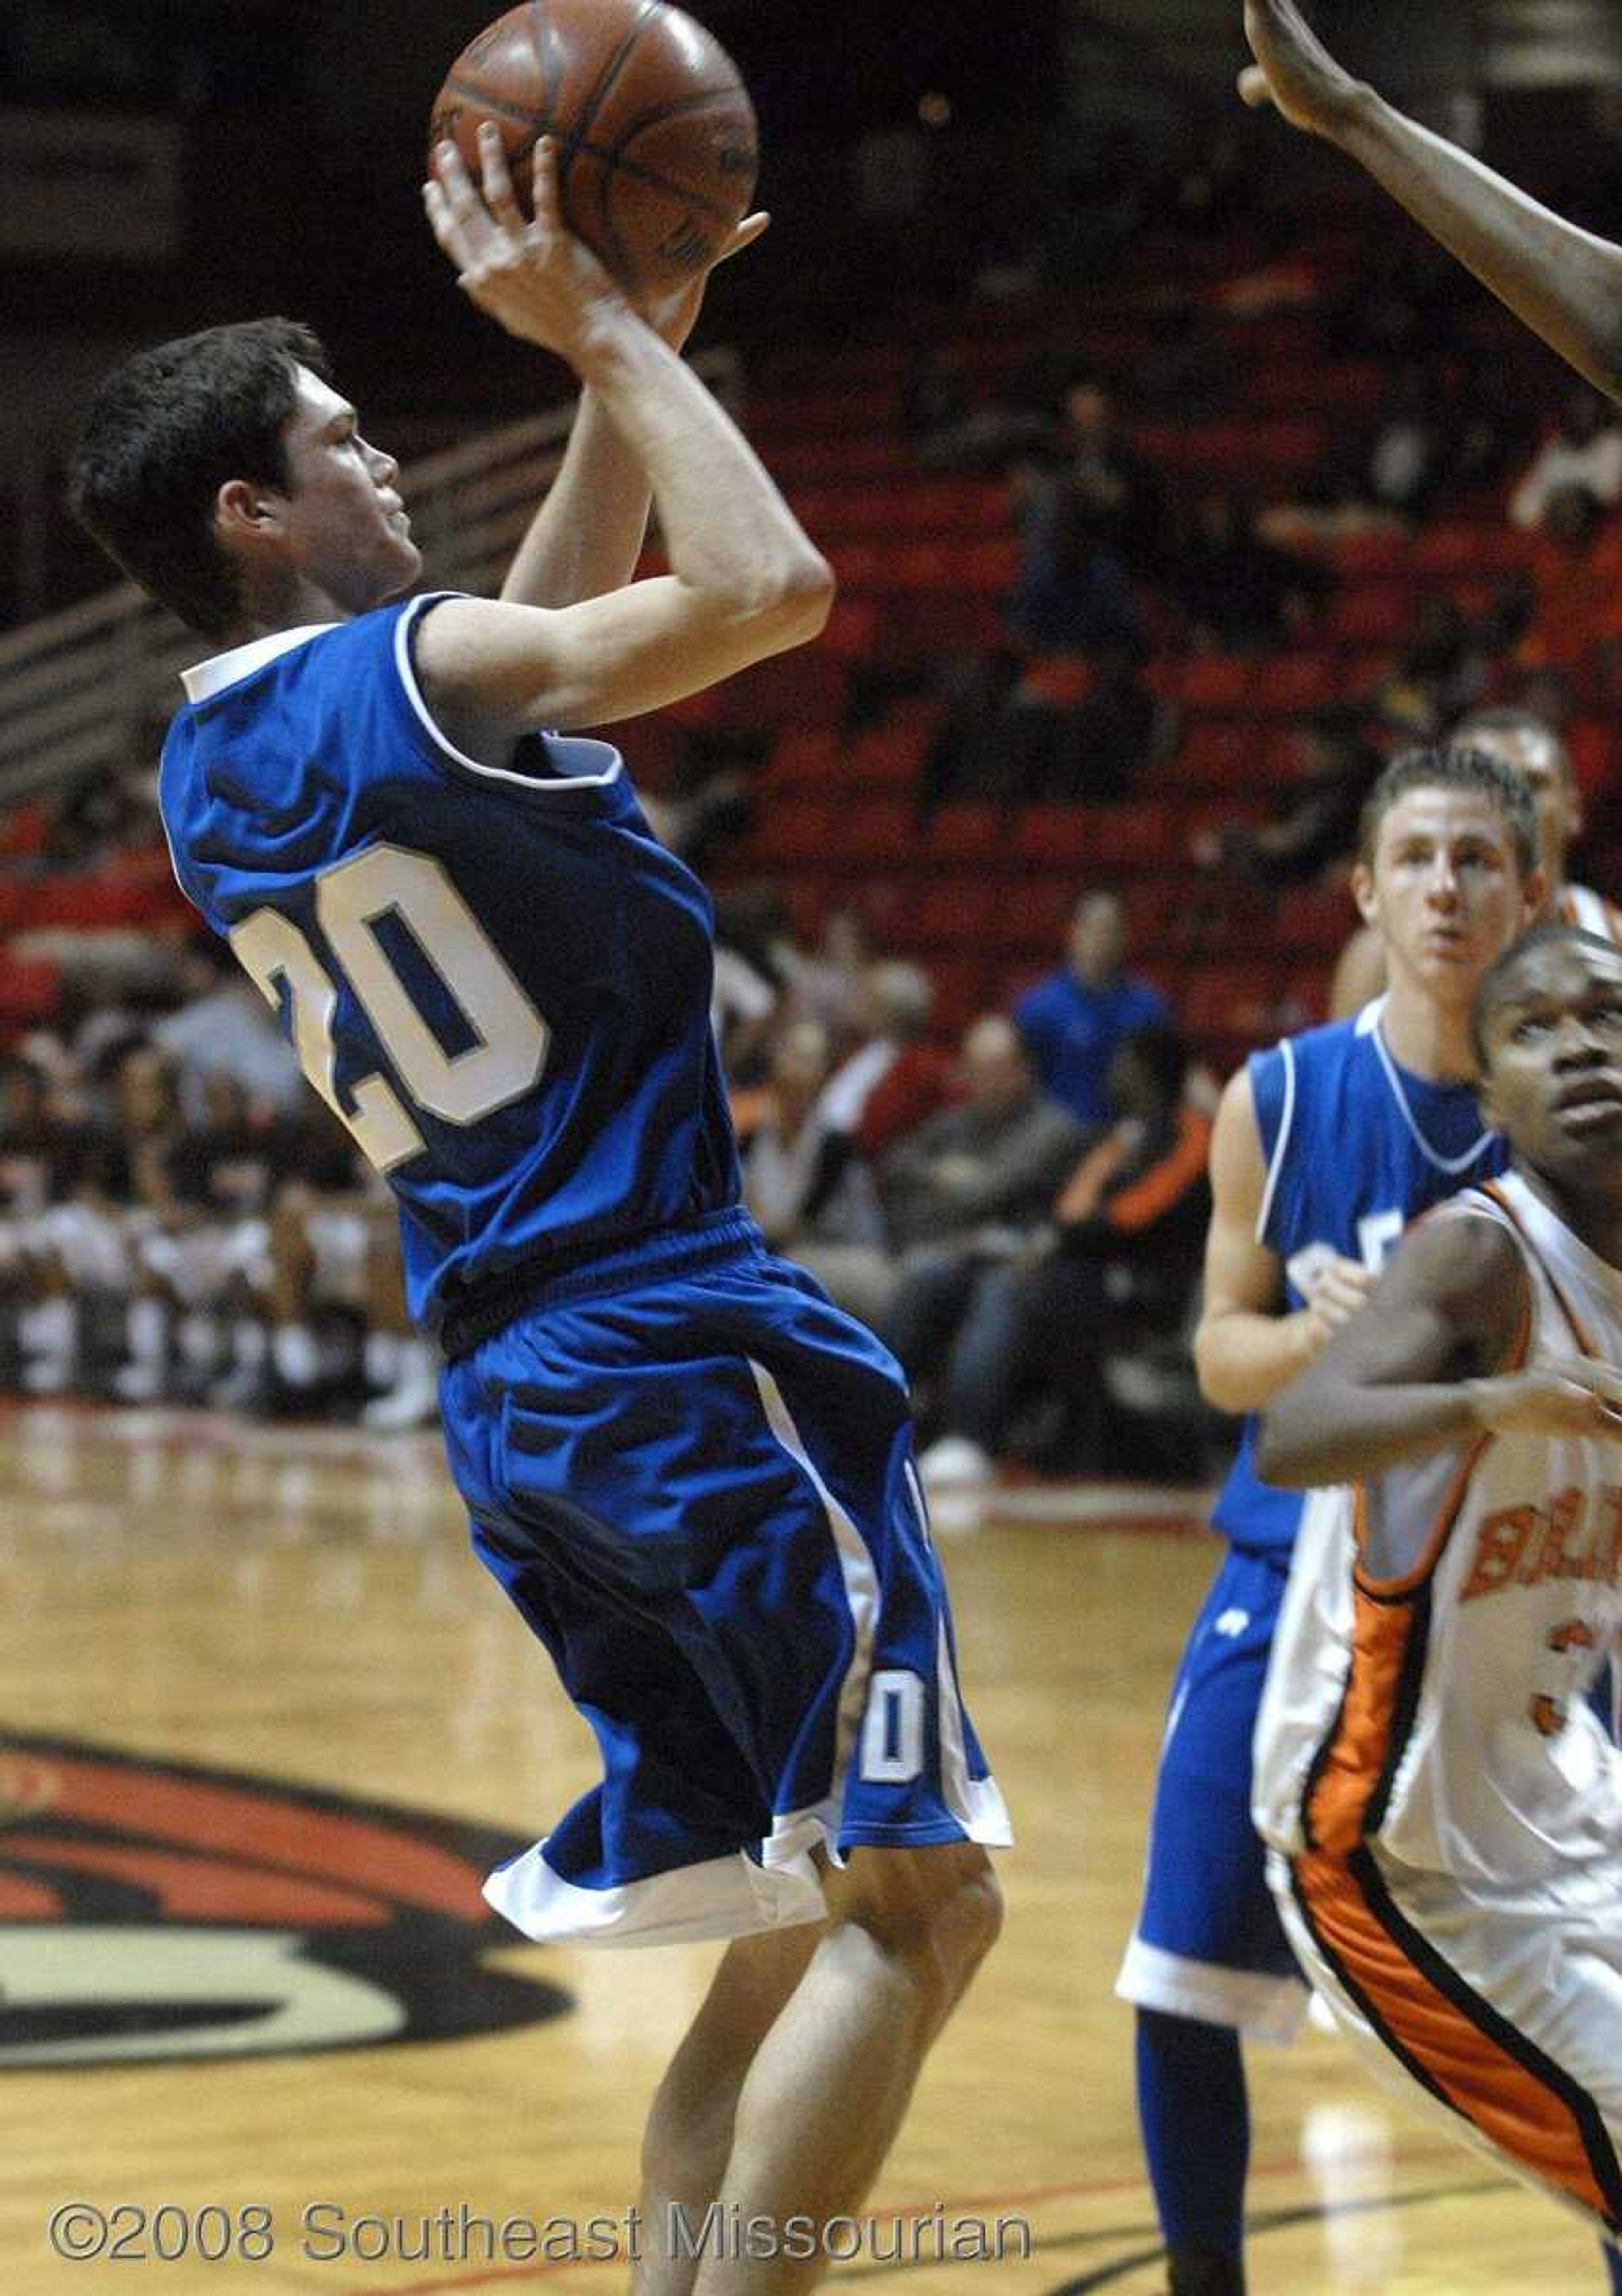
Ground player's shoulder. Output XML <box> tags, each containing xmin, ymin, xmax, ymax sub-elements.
<box><xmin>1247</xmin><ymin>1006</ymin><xmax>1369</xmax><ymax>1093</ymax></box>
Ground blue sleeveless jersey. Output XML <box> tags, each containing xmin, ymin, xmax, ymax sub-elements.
<box><xmin>1211</xmin><ymin>1007</ymin><xmax>1507</xmax><ymax>1557</ymax></box>
<box><xmin>159</xmin><ymin>594</ymin><xmax>740</xmax><ymax>1331</ymax></box>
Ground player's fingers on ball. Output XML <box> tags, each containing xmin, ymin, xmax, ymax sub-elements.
<box><xmin>529</xmin><ymin>136</ymin><xmax>562</xmax><ymax>232</ymax></box>
<box><xmin>478</xmin><ymin>123</ymin><xmax>525</xmax><ymax>230</ymax></box>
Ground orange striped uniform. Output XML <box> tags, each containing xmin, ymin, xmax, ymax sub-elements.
<box><xmin>1254</xmin><ymin>1172</ymin><xmax>1622</xmax><ymax>2237</ymax></box>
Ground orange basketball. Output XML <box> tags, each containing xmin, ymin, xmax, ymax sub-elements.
<box><xmin>428</xmin><ymin>0</ymin><xmax>759</xmax><ymax>299</ymax></box>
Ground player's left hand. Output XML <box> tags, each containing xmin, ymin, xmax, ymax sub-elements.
<box><xmin>641</xmin><ymin>212</ymin><xmax>770</xmax><ymax>351</ymax></box>
<box><xmin>1240</xmin><ymin>1</ymin><xmax>1368</xmax><ymax>139</ymax></box>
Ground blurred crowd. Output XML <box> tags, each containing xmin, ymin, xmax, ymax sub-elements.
<box><xmin>5</xmin><ymin>179</ymin><xmax>1622</xmax><ymax>1500</ymax></box>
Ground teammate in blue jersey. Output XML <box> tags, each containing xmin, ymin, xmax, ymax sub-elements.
<box><xmin>1116</xmin><ymin>745</ymin><xmax>1542</xmax><ymax>2296</ymax></box>
<box><xmin>68</xmin><ymin>131</ymin><xmax>1005</xmax><ymax>2294</ymax></box>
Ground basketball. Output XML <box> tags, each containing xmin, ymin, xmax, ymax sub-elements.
<box><xmin>428</xmin><ymin>0</ymin><xmax>759</xmax><ymax>300</ymax></box>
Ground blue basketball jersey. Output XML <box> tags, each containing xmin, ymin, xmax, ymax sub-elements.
<box><xmin>159</xmin><ymin>594</ymin><xmax>740</xmax><ymax>1331</ymax></box>
<box><xmin>1212</xmin><ymin>1006</ymin><xmax>1507</xmax><ymax>1557</ymax></box>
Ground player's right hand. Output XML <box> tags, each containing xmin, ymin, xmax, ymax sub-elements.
<box><xmin>1240</xmin><ymin>0</ymin><xmax>1367</xmax><ymax>139</ymax></box>
<box><xmin>424</xmin><ymin>129</ymin><xmax>630</xmax><ymax>362</ymax></box>
<box><xmin>1470</xmin><ymin>1359</ymin><xmax>1622</xmax><ymax>1441</ymax></box>
<box><xmin>1302</xmin><ymin>1252</ymin><xmax>1373</xmax><ymax>1352</ymax></box>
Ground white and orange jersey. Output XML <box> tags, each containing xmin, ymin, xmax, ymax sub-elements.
<box><xmin>1556</xmin><ymin>882</ymin><xmax>1622</xmax><ymax>946</ymax></box>
<box><xmin>1255</xmin><ymin>1170</ymin><xmax>1622</xmax><ymax>1892</ymax></box>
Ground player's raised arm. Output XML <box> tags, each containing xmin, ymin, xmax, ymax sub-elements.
<box><xmin>418</xmin><ymin>136</ymin><xmax>831</xmax><ymax>750</ymax></box>
<box><xmin>1192</xmin><ymin>1065</ymin><xmax>1371</xmax><ymax>1415</ymax></box>
<box><xmin>494</xmin><ymin>132</ymin><xmax>770</xmax><ymax>611</ymax></box>
<box><xmin>1256</xmin><ymin>1209</ymin><xmax>1622</xmax><ymax>1489</ymax></box>
<box><xmin>1241</xmin><ymin>0</ymin><xmax>1622</xmax><ymax>399</ymax></box>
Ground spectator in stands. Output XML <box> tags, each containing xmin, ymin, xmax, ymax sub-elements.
<box><xmin>19</xmin><ymin>1044</ymin><xmax>184</xmax><ymax>1397</ymax></box>
<box><xmin>878</xmin><ymin>1015</ymin><xmax>1086</xmax><ymax>1430</ymax></box>
<box><xmin>817</xmin><ymin>961</ymin><xmax>952</xmax><ymax>1155</ymax></box>
<box><xmin>710</xmin><ymin>887</ymin><xmax>789</xmax><ymax>1084</ymax></box>
<box><xmin>637</xmin><ymin>726</ymin><xmax>759</xmax><ymax>873</ymax></box>
<box><xmin>0</xmin><ymin>1057</ymin><xmax>86</xmax><ymax>1382</ymax></box>
<box><xmin>124</xmin><ymin>1070</ymin><xmax>288</xmax><ymax>1403</ymax></box>
<box><xmin>1170</xmin><ymin>490</ymin><xmax>1332</xmax><ymax>654</ymax></box>
<box><xmin>900</xmin><ymin>345</ymin><xmax>1049</xmax><ymax>473</ymax></box>
<box><xmin>917</xmin><ymin>1021</ymin><xmax>1213</xmax><ymax>1497</ymax></box>
<box><xmin>1013</xmin><ymin>892</ymin><xmax>1169</xmax><ymax>1128</ymax></box>
<box><xmin>740</xmin><ymin>1019</ymin><xmax>883</xmax><ymax>1259</ymax></box>
<box><xmin>1275</xmin><ymin>360</ymin><xmax>1451</xmax><ymax>538</ymax></box>
<box><xmin>1510</xmin><ymin>385</ymin><xmax>1622</xmax><ymax>531</ymax></box>
<box><xmin>1004</xmin><ymin>459</ymin><xmax>1146</xmax><ymax>659</ymax></box>
<box><xmin>1190</xmin><ymin>707</ymin><xmax>1382</xmax><ymax>889</ymax></box>
<box><xmin>1364</xmin><ymin>590</ymin><xmax>1506</xmax><ymax>735</ymax></box>
<box><xmin>152</xmin><ymin>932</ymin><xmax>305</xmax><ymax>1122</ymax></box>
<box><xmin>1054</xmin><ymin>379</ymin><xmax>1165</xmax><ymax>575</ymax></box>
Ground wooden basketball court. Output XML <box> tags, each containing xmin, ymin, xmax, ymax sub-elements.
<box><xmin>0</xmin><ymin>1401</ymin><xmax>1607</xmax><ymax>2293</ymax></box>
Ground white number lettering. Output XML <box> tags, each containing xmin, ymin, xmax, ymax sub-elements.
<box><xmin>860</xmin><ymin>1669</ymin><xmax>926</xmax><ymax>1784</ymax></box>
<box><xmin>317</xmin><ymin>846</ymin><xmax>548</xmax><ymax>1124</ymax></box>
<box><xmin>230</xmin><ymin>843</ymin><xmax>550</xmax><ymax>1172</ymax></box>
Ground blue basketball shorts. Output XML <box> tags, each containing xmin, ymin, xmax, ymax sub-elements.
<box><xmin>1116</xmin><ymin>1543</ymin><xmax>1309</xmax><ymax>2041</ymax></box>
<box><xmin>436</xmin><ymin>1213</ymin><xmax>1010</xmax><ymax>1950</ymax></box>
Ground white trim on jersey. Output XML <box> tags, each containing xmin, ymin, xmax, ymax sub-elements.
<box><xmin>1369</xmin><ymin>1017</ymin><xmax>1495</xmax><ymax>1176</ymax></box>
<box><xmin>1254</xmin><ymin>1036</ymin><xmax>1297</xmax><ymax>1247</ymax></box>
<box><xmin>180</xmin><ymin>623</ymin><xmax>338</xmax><ymax>701</ymax></box>
<box><xmin>394</xmin><ymin>594</ymin><xmax>625</xmax><ymax>793</ymax></box>
<box><xmin>749</xmin><ymin>1358</ymin><xmax>880</xmax><ymax>1864</ymax></box>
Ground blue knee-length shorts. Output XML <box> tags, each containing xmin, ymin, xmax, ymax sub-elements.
<box><xmin>437</xmin><ymin>1213</ymin><xmax>1010</xmax><ymax>1949</ymax></box>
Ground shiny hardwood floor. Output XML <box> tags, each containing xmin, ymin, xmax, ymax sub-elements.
<box><xmin>0</xmin><ymin>1401</ymin><xmax>1609</xmax><ymax>2294</ymax></box>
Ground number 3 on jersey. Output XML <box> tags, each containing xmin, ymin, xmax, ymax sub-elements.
<box><xmin>231</xmin><ymin>843</ymin><xmax>550</xmax><ymax>1171</ymax></box>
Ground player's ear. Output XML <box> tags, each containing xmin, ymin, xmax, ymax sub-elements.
<box><xmin>1351</xmin><ymin>859</ymin><xmax>1378</xmax><ymax>928</ymax></box>
<box><xmin>215</xmin><ymin>478</ymin><xmax>283</xmax><ymax>542</ymax></box>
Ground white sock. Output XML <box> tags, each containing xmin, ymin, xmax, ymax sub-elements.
<box><xmin>232</xmin><ymin>1320</ymin><xmax>268</xmax><ymax>1371</ymax></box>
<box><xmin>178</xmin><ymin>1311</ymin><xmax>220</xmax><ymax>1371</ymax></box>
<box><xmin>364</xmin><ymin>1330</ymin><xmax>400</xmax><ymax>1387</ymax></box>
<box><xmin>127</xmin><ymin>1298</ymin><xmax>169</xmax><ymax>1369</ymax></box>
<box><xmin>272</xmin><ymin>1321</ymin><xmax>319</xmax><ymax>1386</ymax></box>
<box><xmin>20</xmin><ymin>1297</ymin><xmax>74</xmax><ymax>1357</ymax></box>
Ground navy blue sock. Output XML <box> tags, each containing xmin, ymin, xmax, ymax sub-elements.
<box><xmin>1604</xmin><ymin>2239</ymin><xmax>1622</xmax><ymax>2293</ymax></box>
<box><xmin>1136</xmin><ymin>2008</ymin><xmax>1249</xmax><ymax>2265</ymax></box>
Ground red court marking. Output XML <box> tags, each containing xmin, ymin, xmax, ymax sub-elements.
<box><xmin>344</xmin><ymin>2142</ymin><xmax>1475</xmax><ymax>2294</ymax></box>
<box><xmin>0</xmin><ymin>1872</ymin><xmax>61</xmax><ymax>1916</ymax></box>
<box><xmin>1</xmin><ymin>1833</ymin><xmax>390</xmax><ymax>1925</ymax></box>
<box><xmin>24</xmin><ymin>1755</ymin><xmax>488</xmax><ymax>1920</ymax></box>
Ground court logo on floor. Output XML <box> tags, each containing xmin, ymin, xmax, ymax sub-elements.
<box><xmin>0</xmin><ymin>1734</ymin><xmax>571</xmax><ymax>2068</ymax></box>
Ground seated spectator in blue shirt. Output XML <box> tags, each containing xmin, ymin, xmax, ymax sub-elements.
<box><xmin>1013</xmin><ymin>892</ymin><xmax>1167</xmax><ymax>1126</ymax></box>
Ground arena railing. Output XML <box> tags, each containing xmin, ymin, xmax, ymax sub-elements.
<box><xmin>0</xmin><ymin>347</ymin><xmax>743</xmax><ymax>810</ymax></box>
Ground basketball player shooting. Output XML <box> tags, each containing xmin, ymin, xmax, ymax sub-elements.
<box><xmin>1253</xmin><ymin>924</ymin><xmax>1622</xmax><ymax>2269</ymax></box>
<box><xmin>1241</xmin><ymin>1</ymin><xmax>1622</xmax><ymax>404</ymax></box>
<box><xmin>67</xmin><ymin>125</ymin><xmax>1006</xmax><ymax>2296</ymax></box>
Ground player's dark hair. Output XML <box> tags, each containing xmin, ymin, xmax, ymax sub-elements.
<box><xmin>1450</xmin><ymin>704</ymin><xmax>1573</xmax><ymax>789</ymax></box>
<box><xmin>1470</xmin><ymin>923</ymin><xmax>1622</xmax><ymax>1066</ymax></box>
<box><xmin>1357</xmin><ymin>744</ymin><xmax>1538</xmax><ymax>880</ymax></box>
<box><xmin>67</xmin><ymin>319</ymin><xmax>331</xmax><ymax>642</ymax></box>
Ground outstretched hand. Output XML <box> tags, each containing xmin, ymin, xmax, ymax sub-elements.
<box><xmin>424</xmin><ymin>128</ymin><xmax>628</xmax><ymax>362</ymax></box>
<box><xmin>1239</xmin><ymin>0</ymin><xmax>1366</xmax><ymax>138</ymax></box>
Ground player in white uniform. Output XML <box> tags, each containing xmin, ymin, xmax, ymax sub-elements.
<box><xmin>1331</xmin><ymin>711</ymin><xmax>1622</xmax><ymax>1019</ymax></box>
<box><xmin>1254</xmin><ymin>924</ymin><xmax>1622</xmax><ymax>2274</ymax></box>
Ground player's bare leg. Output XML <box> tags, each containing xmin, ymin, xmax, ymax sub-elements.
<box><xmin>634</xmin><ymin>1840</ymin><xmax>1001</xmax><ymax>2296</ymax></box>
<box><xmin>635</xmin><ymin>1920</ymin><xmax>827</xmax><ymax>2296</ymax></box>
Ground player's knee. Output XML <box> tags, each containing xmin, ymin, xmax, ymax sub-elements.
<box><xmin>840</xmin><ymin>1841</ymin><xmax>1002</xmax><ymax>2000</ymax></box>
